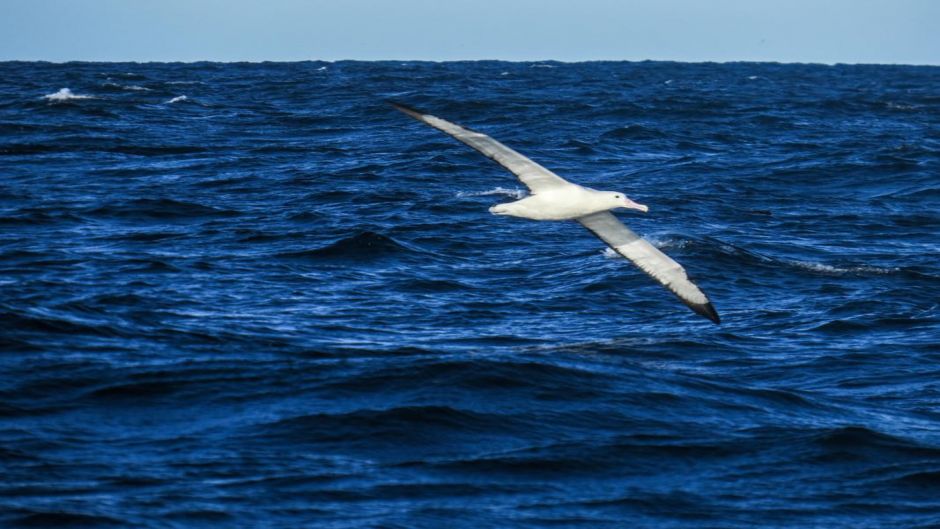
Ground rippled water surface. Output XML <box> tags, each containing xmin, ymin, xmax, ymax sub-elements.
<box><xmin>1</xmin><ymin>61</ymin><xmax>939</xmax><ymax>528</ymax></box>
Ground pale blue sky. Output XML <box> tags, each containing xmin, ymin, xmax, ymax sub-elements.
<box><xmin>2</xmin><ymin>0</ymin><xmax>938</xmax><ymax>64</ymax></box>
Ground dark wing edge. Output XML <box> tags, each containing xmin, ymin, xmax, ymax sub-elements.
<box><xmin>388</xmin><ymin>101</ymin><xmax>511</xmax><ymax>170</ymax></box>
<box><xmin>388</xmin><ymin>101</ymin><xmax>427</xmax><ymax>122</ymax></box>
<box><xmin>388</xmin><ymin>101</ymin><xmax>570</xmax><ymax>193</ymax></box>
<box><xmin>577</xmin><ymin>211</ymin><xmax>721</xmax><ymax>324</ymax></box>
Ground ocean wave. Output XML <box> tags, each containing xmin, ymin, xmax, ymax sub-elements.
<box><xmin>276</xmin><ymin>231</ymin><xmax>432</xmax><ymax>261</ymax></box>
<box><xmin>645</xmin><ymin>235</ymin><xmax>693</xmax><ymax>251</ymax></box>
<box><xmin>87</xmin><ymin>379</ymin><xmax>183</xmax><ymax>400</ymax></box>
<box><xmin>108</xmin><ymin>71</ymin><xmax>147</xmax><ymax>80</ymax></box>
<box><xmin>604</xmin><ymin>234</ymin><xmax>905</xmax><ymax>278</ymax></box>
<box><xmin>600</xmin><ymin>235</ymin><xmax>691</xmax><ymax>260</ymax></box>
<box><xmin>785</xmin><ymin>260</ymin><xmax>899</xmax><ymax>275</ymax></box>
<box><xmin>872</xmin><ymin>185</ymin><xmax>940</xmax><ymax>199</ymax></box>
<box><xmin>103</xmin><ymin>82</ymin><xmax>152</xmax><ymax>92</ymax></box>
<box><xmin>892</xmin><ymin>469</ymin><xmax>940</xmax><ymax>486</ymax></box>
<box><xmin>0</xmin><ymin>309</ymin><xmax>124</xmax><ymax>338</ymax></box>
<box><xmin>84</xmin><ymin>198</ymin><xmax>239</xmax><ymax>221</ymax></box>
<box><xmin>9</xmin><ymin>511</ymin><xmax>126</xmax><ymax>528</ymax></box>
<box><xmin>393</xmin><ymin>278</ymin><xmax>472</xmax><ymax>293</ymax></box>
<box><xmin>42</xmin><ymin>87</ymin><xmax>94</xmax><ymax>102</ymax></box>
<box><xmin>688</xmin><ymin>237</ymin><xmax>907</xmax><ymax>278</ymax></box>
<box><xmin>167</xmin><ymin>95</ymin><xmax>189</xmax><ymax>104</ymax></box>
<box><xmin>107</xmin><ymin>144</ymin><xmax>208</xmax><ymax>156</ymax></box>
<box><xmin>600</xmin><ymin>124</ymin><xmax>667</xmax><ymax>140</ymax></box>
<box><xmin>885</xmin><ymin>101</ymin><xmax>919</xmax><ymax>111</ymax></box>
<box><xmin>813</xmin><ymin>426</ymin><xmax>935</xmax><ymax>452</ymax></box>
<box><xmin>320</xmin><ymin>358</ymin><xmax>608</xmax><ymax>396</ymax></box>
<box><xmin>255</xmin><ymin>405</ymin><xmax>507</xmax><ymax>445</ymax></box>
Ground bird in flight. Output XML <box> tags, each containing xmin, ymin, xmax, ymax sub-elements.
<box><xmin>391</xmin><ymin>102</ymin><xmax>720</xmax><ymax>324</ymax></box>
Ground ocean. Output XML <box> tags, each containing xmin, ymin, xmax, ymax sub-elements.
<box><xmin>1</xmin><ymin>60</ymin><xmax>939</xmax><ymax>528</ymax></box>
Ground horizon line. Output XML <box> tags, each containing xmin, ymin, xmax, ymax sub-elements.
<box><xmin>2</xmin><ymin>58</ymin><xmax>939</xmax><ymax>68</ymax></box>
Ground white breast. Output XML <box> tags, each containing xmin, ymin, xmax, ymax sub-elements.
<box><xmin>493</xmin><ymin>186</ymin><xmax>612</xmax><ymax>220</ymax></box>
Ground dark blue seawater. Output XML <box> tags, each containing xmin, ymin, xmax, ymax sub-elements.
<box><xmin>1</xmin><ymin>60</ymin><xmax>939</xmax><ymax>528</ymax></box>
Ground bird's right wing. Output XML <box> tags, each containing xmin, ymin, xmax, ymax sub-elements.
<box><xmin>390</xmin><ymin>102</ymin><xmax>571</xmax><ymax>194</ymax></box>
<box><xmin>578</xmin><ymin>211</ymin><xmax>720</xmax><ymax>323</ymax></box>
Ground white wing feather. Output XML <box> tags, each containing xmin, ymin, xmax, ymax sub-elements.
<box><xmin>391</xmin><ymin>102</ymin><xmax>569</xmax><ymax>194</ymax></box>
<box><xmin>578</xmin><ymin>211</ymin><xmax>719</xmax><ymax>323</ymax></box>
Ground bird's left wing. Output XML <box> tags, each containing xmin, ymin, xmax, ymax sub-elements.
<box><xmin>578</xmin><ymin>211</ymin><xmax>720</xmax><ymax>324</ymax></box>
<box><xmin>390</xmin><ymin>102</ymin><xmax>570</xmax><ymax>194</ymax></box>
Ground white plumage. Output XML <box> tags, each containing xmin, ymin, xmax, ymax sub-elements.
<box><xmin>391</xmin><ymin>102</ymin><xmax>720</xmax><ymax>324</ymax></box>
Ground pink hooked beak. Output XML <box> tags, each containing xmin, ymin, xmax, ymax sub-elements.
<box><xmin>624</xmin><ymin>197</ymin><xmax>649</xmax><ymax>213</ymax></box>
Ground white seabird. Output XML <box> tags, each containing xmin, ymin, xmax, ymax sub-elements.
<box><xmin>391</xmin><ymin>102</ymin><xmax>720</xmax><ymax>324</ymax></box>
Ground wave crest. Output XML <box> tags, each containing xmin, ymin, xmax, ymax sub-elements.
<box><xmin>43</xmin><ymin>88</ymin><xmax>94</xmax><ymax>102</ymax></box>
<box><xmin>457</xmin><ymin>187</ymin><xmax>526</xmax><ymax>199</ymax></box>
<box><xmin>277</xmin><ymin>232</ymin><xmax>433</xmax><ymax>262</ymax></box>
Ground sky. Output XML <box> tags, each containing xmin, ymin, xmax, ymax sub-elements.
<box><xmin>2</xmin><ymin>0</ymin><xmax>938</xmax><ymax>64</ymax></box>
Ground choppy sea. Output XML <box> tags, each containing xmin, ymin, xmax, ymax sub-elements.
<box><xmin>1</xmin><ymin>60</ymin><xmax>939</xmax><ymax>528</ymax></box>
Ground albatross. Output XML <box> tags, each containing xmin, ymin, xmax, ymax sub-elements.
<box><xmin>391</xmin><ymin>102</ymin><xmax>720</xmax><ymax>324</ymax></box>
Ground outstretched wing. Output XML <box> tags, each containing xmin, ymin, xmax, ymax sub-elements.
<box><xmin>578</xmin><ymin>211</ymin><xmax>720</xmax><ymax>324</ymax></box>
<box><xmin>390</xmin><ymin>102</ymin><xmax>570</xmax><ymax>194</ymax></box>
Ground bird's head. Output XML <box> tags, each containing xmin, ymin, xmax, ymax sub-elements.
<box><xmin>604</xmin><ymin>191</ymin><xmax>649</xmax><ymax>213</ymax></box>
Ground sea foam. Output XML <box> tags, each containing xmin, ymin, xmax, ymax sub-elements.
<box><xmin>43</xmin><ymin>88</ymin><xmax>94</xmax><ymax>102</ymax></box>
<box><xmin>787</xmin><ymin>260</ymin><xmax>898</xmax><ymax>275</ymax></box>
<box><xmin>457</xmin><ymin>187</ymin><xmax>526</xmax><ymax>199</ymax></box>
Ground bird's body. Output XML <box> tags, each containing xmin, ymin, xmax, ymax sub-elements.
<box><xmin>390</xmin><ymin>102</ymin><xmax>720</xmax><ymax>324</ymax></box>
<box><xmin>490</xmin><ymin>185</ymin><xmax>648</xmax><ymax>221</ymax></box>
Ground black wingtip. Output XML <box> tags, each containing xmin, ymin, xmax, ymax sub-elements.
<box><xmin>387</xmin><ymin>100</ymin><xmax>425</xmax><ymax>120</ymax></box>
<box><xmin>691</xmin><ymin>302</ymin><xmax>721</xmax><ymax>325</ymax></box>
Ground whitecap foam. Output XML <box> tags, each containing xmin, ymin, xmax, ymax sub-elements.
<box><xmin>601</xmin><ymin>236</ymin><xmax>689</xmax><ymax>258</ymax></box>
<box><xmin>166</xmin><ymin>95</ymin><xmax>188</xmax><ymax>104</ymax></box>
<box><xmin>43</xmin><ymin>88</ymin><xmax>94</xmax><ymax>102</ymax></box>
<box><xmin>646</xmin><ymin>235</ymin><xmax>691</xmax><ymax>251</ymax></box>
<box><xmin>105</xmin><ymin>82</ymin><xmax>152</xmax><ymax>91</ymax></box>
<box><xmin>886</xmin><ymin>102</ymin><xmax>917</xmax><ymax>110</ymax></box>
<box><xmin>166</xmin><ymin>80</ymin><xmax>204</xmax><ymax>85</ymax></box>
<box><xmin>456</xmin><ymin>187</ymin><xmax>526</xmax><ymax>199</ymax></box>
<box><xmin>787</xmin><ymin>260</ymin><xmax>898</xmax><ymax>275</ymax></box>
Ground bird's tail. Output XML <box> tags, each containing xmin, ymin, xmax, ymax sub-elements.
<box><xmin>488</xmin><ymin>203</ymin><xmax>512</xmax><ymax>216</ymax></box>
